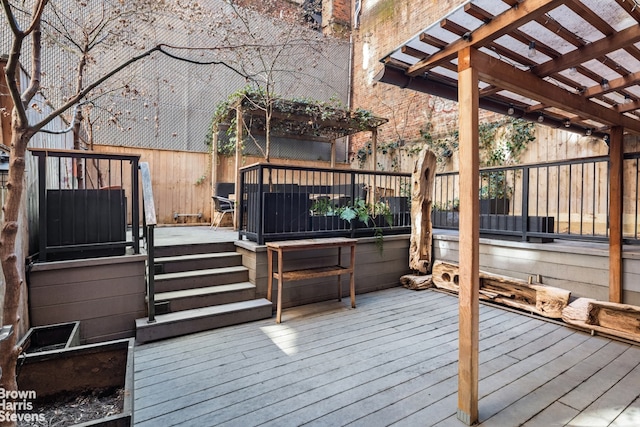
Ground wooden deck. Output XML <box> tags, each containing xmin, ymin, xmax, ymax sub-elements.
<box><xmin>134</xmin><ymin>287</ymin><xmax>640</xmax><ymax>426</ymax></box>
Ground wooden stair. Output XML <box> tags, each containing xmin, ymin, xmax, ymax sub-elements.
<box><xmin>136</xmin><ymin>241</ymin><xmax>272</xmax><ymax>343</ymax></box>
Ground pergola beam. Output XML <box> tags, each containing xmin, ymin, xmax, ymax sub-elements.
<box><xmin>406</xmin><ymin>0</ymin><xmax>565</xmax><ymax>77</ymax></box>
<box><xmin>468</xmin><ymin>49</ymin><xmax>640</xmax><ymax>134</ymax></box>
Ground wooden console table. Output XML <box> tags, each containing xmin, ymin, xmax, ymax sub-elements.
<box><xmin>266</xmin><ymin>237</ymin><xmax>357</xmax><ymax>323</ymax></box>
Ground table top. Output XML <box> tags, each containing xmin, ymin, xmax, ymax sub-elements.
<box><xmin>266</xmin><ymin>237</ymin><xmax>357</xmax><ymax>250</ymax></box>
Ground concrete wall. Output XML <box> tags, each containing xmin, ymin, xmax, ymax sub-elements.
<box><xmin>28</xmin><ymin>255</ymin><xmax>147</xmax><ymax>344</ymax></box>
<box><xmin>237</xmin><ymin>235</ymin><xmax>412</xmax><ymax>309</ymax></box>
<box><xmin>433</xmin><ymin>232</ymin><xmax>640</xmax><ymax>307</ymax></box>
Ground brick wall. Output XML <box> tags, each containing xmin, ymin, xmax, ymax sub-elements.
<box><xmin>350</xmin><ymin>0</ymin><xmax>504</xmax><ymax>171</ymax></box>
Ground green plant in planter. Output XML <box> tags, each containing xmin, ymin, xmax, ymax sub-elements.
<box><xmin>310</xmin><ymin>197</ymin><xmax>337</xmax><ymax>216</ymax></box>
<box><xmin>338</xmin><ymin>198</ymin><xmax>392</xmax><ymax>255</ymax></box>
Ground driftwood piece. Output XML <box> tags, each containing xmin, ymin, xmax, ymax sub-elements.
<box><xmin>563</xmin><ymin>298</ymin><xmax>640</xmax><ymax>342</ymax></box>
<box><xmin>400</xmin><ymin>274</ymin><xmax>433</xmax><ymax>290</ymax></box>
<box><xmin>431</xmin><ymin>260</ymin><xmax>571</xmax><ymax>319</ymax></box>
<box><xmin>409</xmin><ymin>148</ymin><xmax>437</xmax><ymax>273</ymax></box>
<box><xmin>431</xmin><ymin>261</ymin><xmax>461</xmax><ymax>293</ymax></box>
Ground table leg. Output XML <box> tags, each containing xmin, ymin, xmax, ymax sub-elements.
<box><xmin>337</xmin><ymin>247</ymin><xmax>342</xmax><ymax>301</ymax></box>
<box><xmin>350</xmin><ymin>243</ymin><xmax>356</xmax><ymax>308</ymax></box>
<box><xmin>267</xmin><ymin>248</ymin><xmax>273</xmax><ymax>302</ymax></box>
<box><xmin>276</xmin><ymin>249</ymin><xmax>284</xmax><ymax>323</ymax></box>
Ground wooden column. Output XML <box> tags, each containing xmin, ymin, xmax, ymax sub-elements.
<box><xmin>371</xmin><ymin>127</ymin><xmax>378</xmax><ymax>171</ymax></box>
<box><xmin>331</xmin><ymin>139</ymin><xmax>336</xmax><ymax>168</ymax></box>
<box><xmin>211</xmin><ymin>123</ymin><xmax>219</xmax><ymax>225</ymax></box>
<box><xmin>609</xmin><ymin>126</ymin><xmax>624</xmax><ymax>303</ymax></box>
<box><xmin>234</xmin><ymin>105</ymin><xmax>243</xmax><ymax>230</ymax></box>
<box><xmin>457</xmin><ymin>47</ymin><xmax>480</xmax><ymax>426</ymax></box>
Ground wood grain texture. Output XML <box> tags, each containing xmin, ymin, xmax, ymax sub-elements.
<box><xmin>409</xmin><ymin>148</ymin><xmax>437</xmax><ymax>273</ymax></box>
<box><xmin>432</xmin><ymin>260</ymin><xmax>571</xmax><ymax>319</ymax></box>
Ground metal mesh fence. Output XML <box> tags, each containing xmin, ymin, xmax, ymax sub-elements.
<box><xmin>1</xmin><ymin>0</ymin><xmax>350</xmax><ymax>156</ymax></box>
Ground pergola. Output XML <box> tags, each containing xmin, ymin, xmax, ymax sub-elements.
<box><xmin>375</xmin><ymin>0</ymin><xmax>640</xmax><ymax>424</ymax></box>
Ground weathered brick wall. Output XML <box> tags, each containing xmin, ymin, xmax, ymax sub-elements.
<box><xmin>350</xmin><ymin>0</ymin><xmax>469</xmax><ymax>170</ymax></box>
<box><xmin>349</xmin><ymin>0</ymin><xmax>612</xmax><ymax>173</ymax></box>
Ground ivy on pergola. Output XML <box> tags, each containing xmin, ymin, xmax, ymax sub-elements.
<box><xmin>209</xmin><ymin>89</ymin><xmax>388</xmax><ymax>166</ymax></box>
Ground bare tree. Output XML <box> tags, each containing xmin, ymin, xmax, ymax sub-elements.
<box><xmin>0</xmin><ymin>3</ymin><xmax>345</xmax><ymax>424</ymax></box>
<box><xmin>0</xmin><ymin>1</ymin><xmax>207</xmax><ymax>424</ymax></box>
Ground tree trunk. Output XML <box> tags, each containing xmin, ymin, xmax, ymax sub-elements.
<box><xmin>0</xmin><ymin>124</ymin><xmax>31</xmax><ymax>427</ymax></box>
<box><xmin>409</xmin><ymin>148</ymin><xmax>437</xmax><ymax>273</ymax></box>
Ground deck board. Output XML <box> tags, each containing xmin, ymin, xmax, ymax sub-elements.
<box><xmin>134</xmin><ymin>287</ymin><xmax>640</xmax><ymax>426</ymax></box>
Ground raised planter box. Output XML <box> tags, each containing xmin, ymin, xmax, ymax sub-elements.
<box><xmin>480</xmin><ymin>197</ymin><xmax>510</xmax><ymax>215</ymax></box>
<box><xmin>309</xmin><ymin>215</ymin><xmax>349</xmax><ymax>231</ymax></box>
<box><xmin>17</xmin><ymin>338</ymin><xmax>134</xmax><ymax>426</ymax></box>
<box><xmin>17</xmin><ymin>321</ymin><xmax>80</xmax><ymax>354</ymax></box>
<box><xmin>432</xmin><ymin>212</ymin><xmax>554</xmax><ymax>241</ymax></box>
<box><xmin>262</xmin><ymin>192</ymin><xmax>310</xmax><ymax>233</ymax></box>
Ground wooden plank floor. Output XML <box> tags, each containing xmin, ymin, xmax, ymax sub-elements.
<box><xmin>134</xmin><ymin>287</ymin><xmax>640</xmax><ymax>427</ymax></box>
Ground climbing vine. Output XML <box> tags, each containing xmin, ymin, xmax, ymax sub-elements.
<box><xmin>206</xmin><ymin>86</ymin><xmax>383</xmax><ymax>157</ymax></box>
<box><xmin>421</xmin><ymin>117</ymin><xmax>535</xmax><ymax>167</ymax></box>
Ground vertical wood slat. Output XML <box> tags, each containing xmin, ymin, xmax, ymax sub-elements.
<box><xmin>93</xmin><ymin>145</ymin><xmax>211</xmax><ymax>225</ymax></box>
<box><xmin>609</xmin><ymin>126</ymin><xmax>624</xmax><ymax>303</ymax></box>
<box><xmin>457</xmin><ymin>47</ymin><xmax>480</xmax><ymax>426</ymax></box>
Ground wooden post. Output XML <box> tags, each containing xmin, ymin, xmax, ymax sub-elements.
<box><xmin>234</xmin><ymin>105</ymin><xmax>243</xmax><ymax>230</ymax></box>
<box><xmin>211</xmin><ymin>122</ymin><xmax>219</xmax><ymax>224</ymax></box>
<box><xmin>331</xmin><ymin>139</ymin><xmax>336</xmax><ymax>168</ymax></box>
<box><xmin>371</xmin><ymin>127</ymin><xmax>378</xmax><ymax>171</ymax></box>
<box><xmin>456</xmin><ymin>47</ymin><xmax>480</xmax><ymax>426</ymax></box>
<box><xmin>609</xmin><ymin>126</ymin><xmax>624</xmax><ymax>303</ymax></box>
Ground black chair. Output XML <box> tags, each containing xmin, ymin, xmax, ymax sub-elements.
<box><xmin>211</xmin><ymin>196</ymin><xmax>235</xmax><ymax>229</ymax></box>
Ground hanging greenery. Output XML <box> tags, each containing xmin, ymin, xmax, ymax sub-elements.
<box><xmin>206</xmin><ymin>86</ymin><xmax>385</xmax><ymax>156</ymax></box>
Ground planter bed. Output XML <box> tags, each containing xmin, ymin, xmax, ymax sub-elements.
<box><xmin>17</xmin><ymin>321</ymin><xmax>80</xmax><ymax>354</ymax></box>
<box><xmin>16</xmin><ymin>338</ymin><xmax>134</xmax><ymax>427</ymax></box>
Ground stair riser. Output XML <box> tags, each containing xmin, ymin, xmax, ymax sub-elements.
<box><xmin>157</xmin><ymin>254</ymin><xmax>242</xmax><ymax>274</ymax></box>
<box><xmin>154</xmin><ymin>242</ymin><xmax>236</xmax><ymax>258</ymax></box>
<box><xmin>158</xmin><ymin>288</ymin><xmax>256</xmax><ymax>312</ymax></box>
<box><xmin>155</xmin><ymin>271</ymin><xmax>249</xmax><ymax>293</ymax></box>
<box><xmin>136</xmin><ymin>304</ymin><xmax>273</xmax><ymax>343</ymax></box>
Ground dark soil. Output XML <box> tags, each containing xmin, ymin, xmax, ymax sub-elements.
<box><xmin>18</xmin><ymin>387</ymin><xmax>124</xmax><ymax>427</ymax></box>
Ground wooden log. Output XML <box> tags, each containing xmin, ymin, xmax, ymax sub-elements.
<box><xmin>431</xmin><ymin>260</ymin><xmax>460</xmax><ymax>293</ymax></box>
<box><xmin>400</xmin><ymin>274</ymin><xmax>433</xmax><ymax>290</ymax></box>
<box><xmin>563</xmin><ymin>298</ymin><xmax>640</xmax><ymax>343</ymax></box>
<box><xmin>587</xmin><ymin>301</ymin><xmax>640</xmax><ymax>337</ymax></box>
<box><xmin>431</xmin><ymin>260</ymin><xmax>570</xmax><ymax>319</ymax></box>
<box><xmin>409</xmin><ymin>148</ymin><xmax>437</xmax><ymax>273</ymax></box>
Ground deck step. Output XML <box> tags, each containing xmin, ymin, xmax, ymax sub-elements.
<box><xmin>135</xmin><ymin>299</ymin><xmax>273</xmax><ymax>343</ymax></box>
<box><xmin>153</xmin><ymin>241</ymin><xmax>236</xmax><ymax>258</ymax></box>
<box><xmin>155</xmin><ymin>282</ymin><xmax>256</xmax><ymax>312</ymax></box>
<box><xmin>155</xmin><ymin>266</ymin><xmax>249</xmax><ymax>292</ymax></box>
<box><xmin>155</xmin><ymin>252</ymin><xmax>242</xmax><ymax>274</ymax></box>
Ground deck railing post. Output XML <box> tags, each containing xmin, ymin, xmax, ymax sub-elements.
<box><xmin>521</xmin><ymin>165</ymin><xmax>530</xmax><ymax>241</ymax></box>
<box><xmin>37</xmin><ymin>154</ymin><xmax>48</xmax><ymax>262</ymax></box>
<box><xmin>147</xmin><ymin>224</ymin><xmax>156</xmax><ymax>323</ymax></box>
